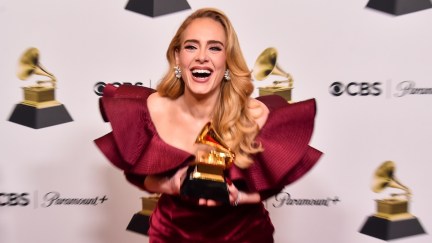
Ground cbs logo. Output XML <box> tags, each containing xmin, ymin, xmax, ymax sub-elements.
<box><xmin>329</xmin><ymin>82</ymin><xmax>382</xmax><ymax>96</ymax></box>
<box><xmin>0</xmin><ymin>193</ymin><xmax>30</xmax><ymax>206</ymax></box>
<box><xmin>94</xmin><ymin>82</ymin><xmax>144</xmax><ymax>96</ymax></box>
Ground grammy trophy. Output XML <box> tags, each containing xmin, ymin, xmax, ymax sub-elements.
<box><xmin>180</xmin><ymin>122</ymin><xmax>235</xmax><ymax>204</ymax></box>
<box><xmin>359</xmin><ymin>161</ymin><xmax>426</xmax><ymax>240</ymax></box>
<box><xmin>8</xmin><ymin>47</ymin><xmax>73</xmax><ymax>129</ymax></box>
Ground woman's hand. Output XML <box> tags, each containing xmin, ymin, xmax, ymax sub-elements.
<box><xmin>145</xmin><ymin>170</ymin><xmax>261</xmax><ymax>206</ymax></box>
<box><xmin>143</xmin><ymin>166</ymin><xmax>188</xmax><ymax>195</ymax></box>
<box><xmin>197</xmin><ymin>180</ymin><xmax>261</xmax><ymax>207</ymax></box>
<box><xmin>170</xmin><ymin>166</ymin><xmax>188</xmax><ymax>194</ymax></box>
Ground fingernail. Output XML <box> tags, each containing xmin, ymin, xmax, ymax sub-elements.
<box><xmin>226</xmin><ymin>178</ymin><xmax>232</xmax><ymax>185</ymax></box>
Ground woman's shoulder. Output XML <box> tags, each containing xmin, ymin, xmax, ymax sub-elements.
<box><xmin>247</xmin><ymin>98</ymin><xmax>269</xmax><ymax>129</ymax></box>
<box><xmin>147</xmin><ymin>92</ymin><xmax>174</xmax><ymax>120</ymax></box>
<box><xmin>147</xmin><ymin>91</ymin><xmax>169</xmax><ymax>106</ymax></box>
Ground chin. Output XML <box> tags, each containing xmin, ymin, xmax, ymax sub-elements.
<box><xmin>187</xmin><ymin>82</ymin><xmax>217</xmax><ymax>94</ymax></box>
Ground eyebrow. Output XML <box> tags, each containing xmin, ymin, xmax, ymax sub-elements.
<box><xmin>183</xmin><ymin>39</ymin><xmax>225</xmax><ymax>47</ymax></box>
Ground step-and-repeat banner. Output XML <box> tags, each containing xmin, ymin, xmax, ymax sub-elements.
<box><xmin>1</xmin><ymin>0</ymin><xmax>431</xmax><ymax>242</ymax></box>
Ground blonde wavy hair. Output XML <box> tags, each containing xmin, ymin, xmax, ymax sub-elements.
<box><xmin>157</xmin><ymin>8</ymin><xmax>262</xmax><ymax>169</ymax></box>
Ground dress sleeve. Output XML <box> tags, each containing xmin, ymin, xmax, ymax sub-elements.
<box><xmin>94</xmin><ymin>84</ymin><xmax>194</xmax><ymax>189</ymax></box>
<box><xmin>229</xmin><ymin>96</ymin><xmax>322</xmax><ymax>200</ymax></box>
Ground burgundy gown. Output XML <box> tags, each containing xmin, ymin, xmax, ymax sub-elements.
<box><xmin>95</xmin><ymin>84</ymin><xmax>322</xmax><ymax>243</ymax></box>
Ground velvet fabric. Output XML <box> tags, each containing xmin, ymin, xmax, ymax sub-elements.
<box><xmin>94</xmin><ymin>84</ymin><xmax>322</xmax><ymax>242</ymax></box>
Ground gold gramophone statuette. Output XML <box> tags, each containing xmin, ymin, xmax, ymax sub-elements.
<box><xmin>359</xmin><ymin>161</ymin><xmax>426</xmax><ymax>240</ymax></box>
<box><xmin>180</xmin><ymin>122</ymin><xmax>235</xmax><ymax>204</ymax></box>
<box><xmin>18</xmin><ymin>47</ymin><xmax>58</xmax><ymax>108</ymax></box>
<box><xmin>252</xmin><ymin>47</ymin><xmax>294</xmax><ymax>102</ymax></box>
<box><xmin>8</xmin><ymin>47</ymin><xmax>73</xmax><ymax>129</ymax></box>
<box><xmin>372</xmin><ymin>161</ymin><xmax>412</xmax><ymax>220</ymax></box>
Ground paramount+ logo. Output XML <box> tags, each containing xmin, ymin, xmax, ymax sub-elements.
<box><xmin>329</xmin><ymin>81</ymin><xmax>382</xmax><ymax>97</ymax></box>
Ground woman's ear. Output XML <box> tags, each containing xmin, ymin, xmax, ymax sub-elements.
<box><xmin>175</xmin><ymin>49</ymin><xmax>179</xmax><ymax>65</ymax></box>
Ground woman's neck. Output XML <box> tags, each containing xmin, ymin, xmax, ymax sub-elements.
<box><xmin>178</xmin><ymin>91</ymin><xmax>219</xmax><ymax>121</ymax></box>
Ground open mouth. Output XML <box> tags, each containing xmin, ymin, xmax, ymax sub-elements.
<box><xmin>192</xmin><ymin>69</ymin><xmax>212</xmax><ymax>78</ymax></box>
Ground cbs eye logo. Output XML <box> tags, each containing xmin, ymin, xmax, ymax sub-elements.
<box><xmin>94</xmin><ymin>82</ymin><xmax>144</xmax><ymax>96</ymax></box>
<box><xmin>329</xmin><ymin>82</ymin><xmax>382</xmax><ymax>96</ymax></box>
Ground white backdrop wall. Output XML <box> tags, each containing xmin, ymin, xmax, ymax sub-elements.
<box><xmin>1</xmin><ymin>1</ymin><xmax>431</xmax><ymax>242</ymax></box>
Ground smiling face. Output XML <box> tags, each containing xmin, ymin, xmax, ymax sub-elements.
<box><xmin>175</xmin><ymin>17</ymin><xmax>227</xmax><ymax>99</ymax></box>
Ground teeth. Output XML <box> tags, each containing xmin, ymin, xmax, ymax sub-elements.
<box><xmin>192</xmin><ymin>69</ymin><xmax>211</xmax><ymax>74</ymax></box>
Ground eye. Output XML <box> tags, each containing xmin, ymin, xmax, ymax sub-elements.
<box><xmin>209</xmin><ymin>46</ymin><xmax>222</xmax><ymax>52</ymax></box>
<box><xmin>184</xmin><ymin>45</ymin><xmax>197</xmax><ymax>51</ymax></box>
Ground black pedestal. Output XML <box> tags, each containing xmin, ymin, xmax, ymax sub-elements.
<box><xmin>125</xmin><ymin>0</ymin><xmax>191</xmax><ymax>17</ymax></box>
<box><xmin>360</xmin><ymin>216</ymin><xmax>426</xmax><ymax>240</ymax></box>
<box><xmin>181</xmin><ymin>165</ymin><xmax>230</xmax><ymax>204</ymax></box>
<box><xmin>126</xmin><ymin>213</ymin><xmax>150</xmax><ymax>236</ymax></box>
<box><xmin>366</xmin><ymin>0</ymin><xmax>432</xmax><ymax>15</ymax></box>
<box><xmin>8</xmin><ymin>104</ymin><xmax>73</xmax><ymax>129</ymax></box>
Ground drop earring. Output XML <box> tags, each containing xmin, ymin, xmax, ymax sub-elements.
<box><xmin>224</xmin><ymin>69</ymin><xmax>231</xmax><ymax>81</ymax></box>
<box><xmin>174</xmin><ymin>66</ymin><xmax>182</xmax><ymax>79</ymax></box>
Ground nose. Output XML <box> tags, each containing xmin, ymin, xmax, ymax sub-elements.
<box><xmin>196</xmin><ymin>49</ymin><xmax>208</xmax><ymax>63</ymax></box>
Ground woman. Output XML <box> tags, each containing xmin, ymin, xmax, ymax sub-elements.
<box><xmin>95</xmin><ymin>8</ymin><xmax>322</xmax><ymax>242</ymax></box>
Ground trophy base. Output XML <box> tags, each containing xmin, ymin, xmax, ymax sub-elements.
<box><xmin>366</xmin><ymin>0</ymin><xmax>432</xmax><ymax>15</ymax></box>
<box><xmin>125</xmin><ymin>0</ymin><xmax>191</xmax><ymax>17</ymax></box>
<box><xmin>181</xmin><ymin>178</ymin><xmax>230</xmax><ymax>205</ymax></box>
<box><xmin>126</xmin><ymin>213</ymin><xmax>150</xmax><ymax>236</ymax></box>
<box><xmin>8</xmin><ymin>103</ymin><xmax>73</xmax><ymax>129</ymax></box>
<box><xmin>258</xmin><ymin>87</ymin><xmax>292</xmax><ymax>103</ymax></box>
<box><xmin>359</xmin><ymin>215</ymin><xmax>426</xmax><ymax>240</ymax></box>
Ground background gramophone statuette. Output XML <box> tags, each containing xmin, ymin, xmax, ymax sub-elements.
<box><xmin>359</xmin><ymin>161</ymin><xmax>426</xmax><ymax>240</ymax></box>
<box><xmin>125</xmin><ymin>0</ymin><xmax>191</xmax><ymax>17</ymax></box>
<box><xmin>127</xmin><ymin>194</ymin><xmax>160</xmax><ymax>235</ymax></box>
<box><xmin>365</xmin><ymin>0</ymin><xmax>432</xmax><ymax>16</ymax></box>
<box><xmin>252</xmin><ymin>47</ymin><xmax>294</xmax><ymax>102</ymax></box>
<box><xmin>8</xmin><ymin>47</ymin><xmax>73</xmax><ymax>129</ymax></box>
<box><xmin>180</xmin><ymin>122</ymin><xmax>235</xmax><ymax>204</ymax></box>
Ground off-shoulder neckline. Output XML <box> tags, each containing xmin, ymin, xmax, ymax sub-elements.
<box><xmin>144</xmin><ymin>92</ymin><xmax>194</xmax><ymax>157</ymax></box>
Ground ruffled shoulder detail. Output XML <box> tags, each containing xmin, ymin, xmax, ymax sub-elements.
<box><xmin>230</xmin><ymin>95</ymin><xmax>322</xmax><ymax>197</ymax></box>
<box><xmin>94</xmin><ymin>85</ymin><xmax>194</xmax><ymax>177</ymax></box>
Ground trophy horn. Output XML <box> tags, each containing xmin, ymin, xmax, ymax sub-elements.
<box><xmin>252</xmin><ymin>47</ymin><xmax>293</xmax><ymax>84</ymax></box>
<box><xmin>17</xmin><ymin>47</ymin><xmax>56</xmax><ymax>87</ymax></box>
<box><xmin>372</xmin><ymin>161</ymin><xmax>411</xmax><ymax>197</ymax></box>
<box><xmin>195</xmin><ymin>122</ymin><xmax>235</xmax><ymax>167</ymax></box>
